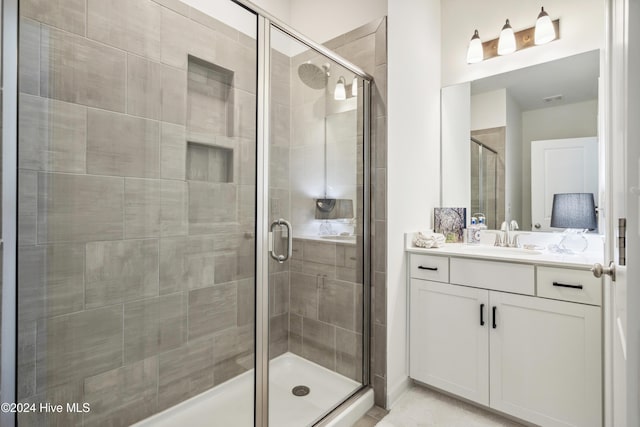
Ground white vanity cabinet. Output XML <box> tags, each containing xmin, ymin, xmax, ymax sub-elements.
<box><xmin>410</xmin><ymin>279</ymin><xmax>490</xmax><ymax>405</ymax></box>
<box><xmin>408</xmin><ymin>253</ymin><xmax>602</xmax><ymax>427</ymax></box>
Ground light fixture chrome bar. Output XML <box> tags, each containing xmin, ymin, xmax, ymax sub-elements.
<box><xmin>231</xmin><ymin>0</ymin><xmax>373</xmax><ymax>81</ymax></box>
<box><xmin>255</xmin><ymin>14</ymin><xmax>271</xmax><ymax>427</ymax></box>
<box><xmin>1</xmin><ymin>0</ymin><xmax>19</xmax><ymax>426</ymax></box>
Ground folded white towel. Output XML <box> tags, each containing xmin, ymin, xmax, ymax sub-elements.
<box><xmin>412</xmin><ymin>232</ymin><xmax>446</xmax><ymax>248</ymax></box>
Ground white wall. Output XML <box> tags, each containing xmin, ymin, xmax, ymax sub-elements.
<box><xmin>289</xmin><ymin>0</ymin><xmax>387</xmax><ymax>43</ymax></box>
<box><xmin>441</xmin><ymin>0</ymin><xmax>605</xmax><ymax>86</ymax></box>
<box><xmin>470</xmin><ymin>89</ymin><xmax>506</xmax><ymax>130</ymax></box>
<box><xmin>180</xmin><ymin>0</ymin><xmax>292</xmax><ymax>37</ymax></box>
<box><xmin>505</xmin><ymin>91</ymin><xmax>522</xmax><ymax>224</ymax></box>
<box><xmin>521</xmin><ymin>100</ymin><xmax>598</xmax><ymax>229</ymax></box>
<box><xmin>386</xmin><ymin>0</ymin><xmax>441</xmax><ymax>407</ymax></box>
<box><xmin>441</xmin><ymin>82</ymin><xmax>471</xmax><ymax>212</ymax></box>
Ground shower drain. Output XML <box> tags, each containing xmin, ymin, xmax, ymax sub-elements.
<box><xmin>292</xmin><ymin>385</ymin><xmax>310</xmax><ymax>397</ymax></box>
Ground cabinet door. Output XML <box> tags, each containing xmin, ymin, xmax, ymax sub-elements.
<box><xmin>410</xmin><ymin>279</ymin><xmax>489</xmax><ymax>405</ymax></box>
<box><xmin>489</xmin><ymin>292</ymin><xmax>602</xmax><ymax>427</ymax></box>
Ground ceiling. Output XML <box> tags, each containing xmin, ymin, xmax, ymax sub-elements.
<box><xmin>471</xmin><ymin>50</ymin><xmax>600</xmax><ymax>111</ymax></box>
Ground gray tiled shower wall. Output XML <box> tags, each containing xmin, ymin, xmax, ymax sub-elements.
<box><xmin>322</xmin><ymin>18</ymin><xmax>388</xmax><ymax>408</ymax></box>
<box><xmin>16</xmin><ymin>0</ymin><xmax>261</xmax><ymax>425</ymax></box>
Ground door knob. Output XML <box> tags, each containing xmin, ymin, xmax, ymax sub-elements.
<box><xmin>534</xmin><ymin>223</ymin><xmax>541</xmax><ymax>229</ymax></box>
<box><xmin>591</xmin><ymin>261</ymin><xmax>616</xmax><ymax>281</ymax></box>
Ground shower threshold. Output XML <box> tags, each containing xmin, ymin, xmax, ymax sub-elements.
<box><xmin>133</xmin><ymin>352</ymin><xmax>360</xmax><ymax>427</ymax></box>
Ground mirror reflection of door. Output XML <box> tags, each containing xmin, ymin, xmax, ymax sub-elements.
<box><xmin>531</xmin><ymin>137</ymin><xmax>599</xmax><ymax>231</ymax></box>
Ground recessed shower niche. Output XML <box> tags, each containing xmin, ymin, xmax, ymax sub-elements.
<box><xmin>187</xmin><ymin>142</ymin><xmax>234</xmax><ymax>183</ymax></box>
<box><xmin>187</xmin><ymin>55</ymin><xmax>235</xmax><ymax>136</ymax></box>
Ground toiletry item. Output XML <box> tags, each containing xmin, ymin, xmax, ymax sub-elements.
<box><xmin>468</xmin><ymin>216</ymin><xmax>481</xmax><ymax>244</ymax></box>
<box><xmin>477</xmin><ymin>213</ymin><xmax>488</xmax><ymax>231</ymax></box>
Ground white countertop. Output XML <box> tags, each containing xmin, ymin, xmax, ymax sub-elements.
<box><xmin>405</xmin><ymin>241</ymin><xmax>604</xmax><ymax>269</ymax></box>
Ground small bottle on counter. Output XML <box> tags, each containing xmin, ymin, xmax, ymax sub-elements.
<box><xmin>468</xmin><ymin>215</ymin><xmax>480</xmax><ymax>244</ymax></box>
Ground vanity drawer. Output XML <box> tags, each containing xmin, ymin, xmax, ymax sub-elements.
<box><xmin>410</xmin><ymin>254</ymin><xmax>449</xmax><ymax>283</ymax></box>
<box><xmin>450</xmin><ymin>257</ymin><xmax>534</xmax><ymax>295</ymax></box>
<box><xmin>537</xmin><ymin>267</ymin><xmax>602</xmax><ymax>306</ymax></box>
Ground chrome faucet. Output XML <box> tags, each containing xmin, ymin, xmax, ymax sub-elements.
<box><xmin>494</xmin><ymin>220</ymin><xmax>524</xmax><ymax>247</ymax></box>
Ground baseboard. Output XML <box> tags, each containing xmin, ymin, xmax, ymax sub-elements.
<box><xmin>387</xmin><ymin>376</ymin><xmax>411</xmax><ymax>408</ymax></box>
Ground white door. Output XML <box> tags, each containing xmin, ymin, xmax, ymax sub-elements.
<box><xmin>606</xmin><ymin>1</ymin><xmax>639</xmax><ymax>426</ymax></box>
<box><xmin>409</xmin><ymin>279</ymin><xmax>489</xmax><ymax>405</ymax></box>
<box><xmin>531</xmin><ymin>137</ymin><xmax>599</xmax><ymax>231</ymax></box>
<box><xmin>489</xmin><ymin>292</ymin><xmax>602</xmax><ymax>427</ymax></box>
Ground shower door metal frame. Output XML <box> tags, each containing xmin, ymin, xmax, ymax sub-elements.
<box><xmin>241</xmin><ymin>0</ymin><xmax>374</xmax><ymax>425</ymax></box>
<box><xmin>1</xmin><ymin>0</ymin><xmax>19</xmax><ymax>425</ymax></box>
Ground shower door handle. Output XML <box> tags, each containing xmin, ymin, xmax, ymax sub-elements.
<box><xmin>269</xmin><ymin>219</ymin><xmax>293</xmax><ymax>263</ymax></box>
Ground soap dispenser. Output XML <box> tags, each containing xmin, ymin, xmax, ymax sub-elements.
<box><xmin>468</xmin><ymin>214</ymin><xmax>480</xmax><ymax>244</ymax></box>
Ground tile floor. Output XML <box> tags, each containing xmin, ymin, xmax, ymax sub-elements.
<box><xmin>357</xmin><ymin>385</ymin><xmax>526</xmax><ymax>427</ymax></box>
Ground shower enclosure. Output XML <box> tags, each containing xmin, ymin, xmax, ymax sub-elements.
<box><xmin>470</xmin><ymin>137</ymin><xmax>498</xmax><ymax>229</ymax></box>
<box><xmin>5</xmin><ymin>0</ymin><xmax>371</xmax><ymax>425</ymax></box>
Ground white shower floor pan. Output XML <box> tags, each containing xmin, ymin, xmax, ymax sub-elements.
<box><xmin>134</xmin><ymin>352</ymin><xmax>363</xmax><ymax>427</ymax></box>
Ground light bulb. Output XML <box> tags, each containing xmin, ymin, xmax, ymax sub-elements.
<box><xmin>498</xmin><ymin>19</ymin><xmax>516</xmax><ymax>55</ymax></box>
<box><xmin>334</xmin><ymin>76</ymin><xmax>346</xmax><ymax>100</ymax></box>
<box><xmin>466</xmin><ymin>29</ymin><xmax>483</xmax><ymax>63</ymax></box>
<box><xmin>535</xmin><ymin>7</ymin><xmax>556</xmax><ymax>45</ymax></box>
<box><xmin>351</xmin><ymin>76</ymin><xmax>358</xmax><ymax>97</ymax></box>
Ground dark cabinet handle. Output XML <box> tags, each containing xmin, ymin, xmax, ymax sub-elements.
<box><xmin>418</xmin><ymin>266</ymin><xmax>438</xmax><ymax>271</ymax></box>
<box><xmin>480</xmin><ymin>304</ymin><xmax>485</xmax><ymax>326</ymax></box>
<box><xmin>492</xmin><ymin>306</ymin><xmax>497</xmax><ymax>329</ymax></box>
<box><xmin>552</xmin><ymin>281</ymin><xmax>583</xmax><ymax>289</ymax></box>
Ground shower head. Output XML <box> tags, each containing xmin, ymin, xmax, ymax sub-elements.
<box><xmin>297</xmin><ymin>62</ymin><xmax>329</xmax><ymax>90</ymax></box>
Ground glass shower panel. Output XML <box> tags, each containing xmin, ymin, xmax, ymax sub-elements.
<box><xmin>268</xmin><ymin>26</ymin><xmax>365</xmax><ymax>426</ymax></box>
<box><xmin>16</xmin><ymin>1</ymin><xmax>257</xmax><ymax>425</ymax></box>
<box><xmin>470</xmin><ymin>138</ymin><xmax>498</xmax><ymax>229</ymax></box>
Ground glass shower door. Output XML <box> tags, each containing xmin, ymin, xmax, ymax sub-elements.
<box><xmin>16</xmin><ymin>1</ymin><xmax>257</xmax><ymax>425</ymax></box>
<box><xmin>266</xmin><ymin>26</ymin><xmax>367</xmax><ymax>426</ymax></box>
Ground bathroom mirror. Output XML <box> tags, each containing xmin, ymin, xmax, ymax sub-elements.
<box><xmin>441</xmin><ymin>50</ymin><xmax>601</xmax><ymax>231</ymax></box>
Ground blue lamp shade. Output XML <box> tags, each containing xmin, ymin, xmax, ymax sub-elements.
<box><xmin>550</xmin><ymin>193</ymin><xmax>597</xmax><ymax>230</ymax></box>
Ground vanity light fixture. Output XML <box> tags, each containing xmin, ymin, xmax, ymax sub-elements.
<box><xmin>466</xmin><ymin>30</ymin><xmax>484</xmax><ymax>64</ymax></box>
<box><xmin>497</xmin><ymin>19</ymin><xmax>516</xmax><ymax>55</ymax></box>
<box><xmin>535</xmin><ymin>7</ymin><xmax>556</xmax><ymax>45</ymax></box>
<box><xmin>351</xmin><ymin>76</ymin><xmax>358</xmax><ymax>97</ymax></box>
<box><xmin>334</xmin><ymin>76</ymin><xmax>346</xmax><ymax>100</ymax></box>
<box><xmin>467</xmin><ymin>7</ymin><xmax>559</xmax><ymax>64</ymax></box>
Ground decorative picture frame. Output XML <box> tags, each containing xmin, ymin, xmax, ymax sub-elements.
<box><xmin>434</xmin><ymin>207</ymin><xmax>467</xmax><ymax>243</ymax></box>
